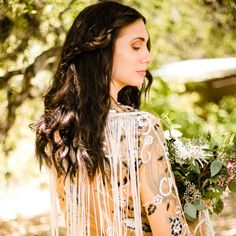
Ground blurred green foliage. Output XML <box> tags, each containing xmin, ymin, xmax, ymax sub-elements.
<box><xmin>142</xmin><ymin>79</ymin><xmax>236</xmax><ymax>142</ymax></box>
<box><xmin>0</xmin><ymin>0</ymin><xmax>236</xmax><ymax>185</ymax></box>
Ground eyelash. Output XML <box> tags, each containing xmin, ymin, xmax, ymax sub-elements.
<box><xmin>132</xmin><ymin>46</ymin><xmax>141</xmax><ymax>50</ymax></box>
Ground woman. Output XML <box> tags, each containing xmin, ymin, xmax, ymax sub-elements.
<box><xmin>35</xmin><ymin>1</ymin><xmax>193</xmax><ymax>235</ymax></box>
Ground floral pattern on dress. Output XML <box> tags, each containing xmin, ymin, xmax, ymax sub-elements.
<box><xmin>54</xmin><ymin>103</ymin><xmax>190</xmax><ymax>236</ymax></box>
<box><xmin>170</xmin><ymin>217</ymin><xmax>183</xmax><ymax>236</ymax></box>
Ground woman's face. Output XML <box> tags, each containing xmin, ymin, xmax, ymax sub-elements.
<box><xmin>111</xmin><ymin>19</ymin><xmax>152</xmax><ymax>96</ymax></box>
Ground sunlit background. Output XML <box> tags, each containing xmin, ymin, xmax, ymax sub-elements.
<box><xmin>0</xmin><ymin>0</ymin><xmax>236</xmax><ymax>235</ymax></box>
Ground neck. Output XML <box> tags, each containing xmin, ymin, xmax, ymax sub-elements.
<box><xmin>110</xmin><ymin>81</ymin><xmax>123</xmax><ymax>102</ymax></box>
<box><xmin>110</xmin><ymin>95</ymin><xmax>124</xmax><ymax>112</ymax></box>
<box><xmin>110</xmin><ymin>87</ymin><xmax>118</xmax><ymax>102</ymax></box>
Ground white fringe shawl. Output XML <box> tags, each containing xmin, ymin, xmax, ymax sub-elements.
<box><xmin>50</xmin><ymin>112</ymin><xmax>145</xmax><ymax>236</ymax></box>
<box><xmin>49</xmin><ymin>111</ymin><xmax>215</xmax><ymax>236</ymax></box>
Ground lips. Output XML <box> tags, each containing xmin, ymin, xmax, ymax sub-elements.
<box><xmin>137</xmin><ymin>70</ymin><xmax>146</xmax><ymax>77</ymax></box>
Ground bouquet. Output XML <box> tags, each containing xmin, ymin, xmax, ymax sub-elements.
<box><xmin>165</xmin><ymin>129</ymin><xmax>236</xmax><ymax>222</ymax></box>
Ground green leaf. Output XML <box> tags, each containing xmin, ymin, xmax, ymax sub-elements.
<box><xmin>210</xmin><ymin>160</ymin><xmax>222</xmax><ymax>177</ymax></box>
<box><xmin>209</xmin><ymin>137</ymin><xmax>218</xmax><ymax>149</ymax></box>
<box><xmin>195</xmin><ymin>200</ymin><xmax>208</xmax><ymax>211</ymax></box>
<box><xmin>193</xmin><ymin>160</ymin><xmax>200</xmax><ymax>174</ymax></box>
<box><xmin>184</xmin><ymin>202</ymin><xmax>197</xmax><ymax>222</ymax></box>
<box><xmin>213</xmin><ymin>199</ymin><xmax>224</xmax><ymax>214</ymax></box>
<box><xmin>211</xmin><ymin>192</ymin><xmax>221</xmax><ymax>205</ymax></box>
<box><xmin>203</xmin><ymin>190</ymin><xmax>214</xmax><ymax>199</ymax></box>
<box><xmin>172</xmin><ymin>124</ymin><xmax>182</xmax><ymax>129</ymax></box>
<box><xmin>215</xmin><ymin>185</ymin><xmax>225</xmax><ymax>193</ymax></box>
<box><xmin>229</xmin><ymin>133</ymin><xmax>235</xmax><ymax>145</ymax></box>
<box><xmin>229</xmin><ymin>178</ymin><xmax>236</xmax><ymax>192</ymax></box>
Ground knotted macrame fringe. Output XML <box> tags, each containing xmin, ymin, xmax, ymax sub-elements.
<box><xmin>49</xmin><ymin>112</ymin><xmax>215</xmax><ymax>236</ymax></box>
<box><xmin>50</xmin><ymin>169</ymin><xmax>59</xmax><ymax>236</ymax></box>
<box><xmin>104</xmin><ymin>113</ymin><xmax>143</xmax><ymax>235</ymax></box>
<box><xmin>193</xmin><ymin>210</ymin><xmax>215</xmax><ymax>236</ymax></box>
<box><xmin>49</xmin><ymin>113</ymin><xmax>144</xmax><ymax>236</ymax></box>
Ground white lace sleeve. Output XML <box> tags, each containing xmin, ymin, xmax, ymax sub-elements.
<box><xmin>139</xmin><ymin>114</ymin><xmax>191</xmax><ymax>236</ymax></box>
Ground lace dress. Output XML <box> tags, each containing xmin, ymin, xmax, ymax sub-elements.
<box><xmin>49</xmin><ymin>104</ymin><xmax>192</xmax><ymax>236</ymax></box>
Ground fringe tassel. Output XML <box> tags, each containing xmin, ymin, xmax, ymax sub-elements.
<box><xmin>106</xmin><ymin>114</ymin><xmax>143</xmax><ymax>236</ymax></box>
<box><xmin>49</xmin><ymin>169</ymin><xmax>59</xmax><ymax>236</ymax></box>
<box><xmin>123</xmin><ymin>116</ymin><xmax>142</xmax><ymax>235</ymax></box>
<box><xmin>52</xmin><ymin>112</ymin><xmax>209</xmax><ymax>236</ymax></box>
<box><xmin>192</xmin><ymin>210</ymin><xmax>215</xmax><ymax>236</ymax></box>
<box><xmin>50</xmin><ymin>113</ymin><xmax>148</xmax><ymax>235</ymax></box>
<box><xmin>204</xmin><ymin>209</ymin><xmax>215</xmax><ymax>236</ymax></box>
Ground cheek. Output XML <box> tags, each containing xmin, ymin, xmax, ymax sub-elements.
<box><xmin>112</xmin><ymin>65</ymin><xmax>128</xmax><ymax>83</ymax></box>
<box><xmin>112</xmin><ymin>49</ymin><xmax>139</xmax><ymax>84</ymax></box>
<box><xmin>112</xmin><ymin>54</ymin><xmax>128</xmax><ymax>75</ymax></box>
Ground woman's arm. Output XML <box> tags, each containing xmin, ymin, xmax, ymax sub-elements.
<box><xmin>139</xmin><ymin>116</ymin><xmax>190</xmax><ymax>235</ymax></box>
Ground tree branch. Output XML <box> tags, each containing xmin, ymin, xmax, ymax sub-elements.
<box><xmin>0</xmin><ymin>69</ymin><xmax>23</xmax><ymax>89</ymax></box>
<box><xmin>0</xmin><ymin>37</ymin><xmax>30</xmax><ymax>61</ymax></box>
<box><xmin>59</xmin><ymin>0</ymin><xmax>77</xmax><ymax>21</ymax></box>
<box><xmin>0</xmin><ymin>46</ymin><xmax>61</xmax><ymax>90</ymax></box>
<box><xmin>0</xmin><ymin>46</ymin><xmax>61</xmax><ymax>145</ymax></box>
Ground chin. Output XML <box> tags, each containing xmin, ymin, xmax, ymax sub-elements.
<box><xmin>129</xmin><ymin>83</ymin><xmax>143</xmax><ymax>87</ymax></box>
<box><xmin>135</xmin><ymin>79</ymin><xmax>145</xmax><ymax>87</ymax></box>
<box><xmin>124</xmin><ymin>77</ymin><xmax>144</xmax><ymax>87</ymax></box>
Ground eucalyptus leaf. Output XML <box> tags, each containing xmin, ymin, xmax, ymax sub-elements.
<box><xmin>184</xmin><ymin>202</ymin><xmax>197</xmax><ymax>222</ymax></box>
<box><xmin>195</xmin><ymin>200</ymin><xmax>208</xmax><ymax>211</ymax></box>
<box><xmin>210</xmin><ymin>160</ymin><xmax>222</xmax><ymax>177</ymax></box>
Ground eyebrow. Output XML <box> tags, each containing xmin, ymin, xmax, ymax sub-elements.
<box><xmin>130</xmin><ymin>37</ymin><xmax>149</xmax><ymax>42</ymax></box>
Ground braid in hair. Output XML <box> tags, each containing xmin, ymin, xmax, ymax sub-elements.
<box><xmin>34</xmin><ymin>1</ymin><xmax>153</xmax><ymax>180</ymax></box>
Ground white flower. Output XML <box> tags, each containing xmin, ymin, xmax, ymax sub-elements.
<box><xmin>173</xmin><ymin>138</ymin><xmax>211</xmax><ymax>167</ymax></box>
<box><xmin>164</xmin><ymin>129</ymin><xmax>182</xmax><ymax>140</ymax></box>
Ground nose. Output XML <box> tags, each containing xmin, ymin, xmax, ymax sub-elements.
<box><xmin>141</xmin><ymin>48</ymin><xmax>152</xmax><ymax>64</ymax></box>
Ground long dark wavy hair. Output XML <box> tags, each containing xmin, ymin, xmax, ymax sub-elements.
<box><xmin>35</xmin><ymin>0</ymin><xmax>153</xmax><ymax>180</ymax></box>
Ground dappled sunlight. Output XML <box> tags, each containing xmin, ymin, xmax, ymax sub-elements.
<box><xmin>0</xmin><ymin>182</ymin><xmax>50</xmax><ymax>220</ymax></box>
<box><xmin>0</xmin><ymin>0</ymin><xmax>236</xmax><ymax>235</ymax></box>
<box><xmin>0</xmin><ymin>179</ymin><xmax>66</xmax><ymax>235</ymax></box>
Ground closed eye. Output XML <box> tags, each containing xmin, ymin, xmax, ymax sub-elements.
<box><xmin>132</xmin><ymin>46</ymin><xmax>141</xmax><ymax>50</ymax></box>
